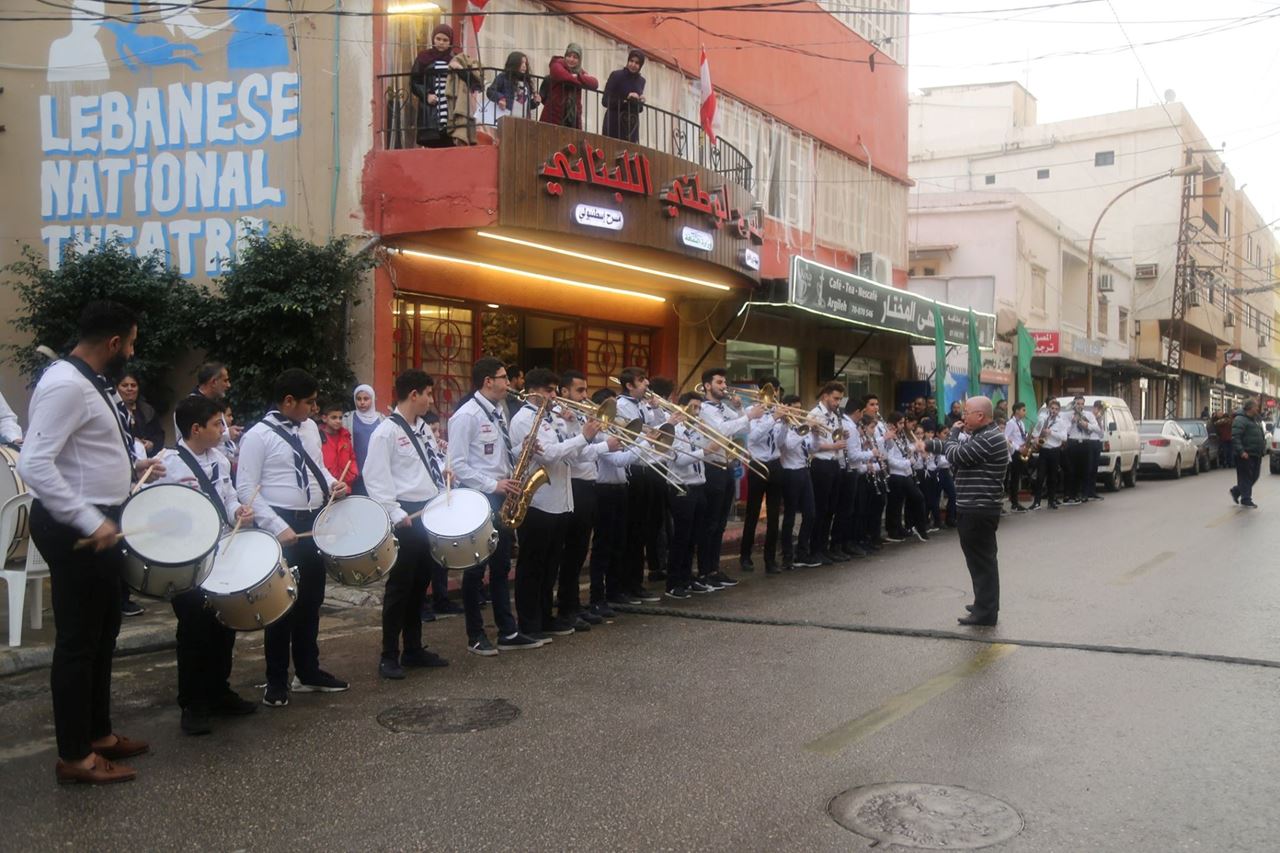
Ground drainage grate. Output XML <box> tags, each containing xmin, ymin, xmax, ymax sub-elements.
<box><xmin>377</xmin><ymin>698</ymin><xmax>521</xmax><ymax>734</ymax></box>
<box><xmin>829</xmin><ymin>782</ymin><xmax>1023</xmax><ymax>849</ymax></box>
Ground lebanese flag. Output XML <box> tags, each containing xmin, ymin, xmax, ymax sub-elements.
<box><xmin>699</xmin><ymin>47</ymin><xmax>717</xmax><ymax>146</ymax></box>
<box><xmin>468</xmin><ymin>0</ymin><xmax>491</xmax><ymax>34</ymax></box>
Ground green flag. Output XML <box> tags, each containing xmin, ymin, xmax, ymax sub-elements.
<box><xmin>1017</xmin><ymin>321</ymin><xmax>1038</xmax><ymax>433</ymax></box>
<box><xmin>933</xmin><ymin>304</ymin><xmax>947</xmax><ymax>419</ymax></box>
<box><xmin>967</xmin><ymin>308</ymin><xmax>982</xmax><ymax>398</ymax></box>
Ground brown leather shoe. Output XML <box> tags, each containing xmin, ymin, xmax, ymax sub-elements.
<box><xmin>55</xmin><ymin>754</ymin><xmax>137</xmax><ymax>785</ymax></box>
<box><xmin>94</xmin><ymin>734</ymin><xmax>150</xmax><ymax>761</ymax></box>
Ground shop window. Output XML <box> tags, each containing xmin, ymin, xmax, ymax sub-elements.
<box><xmin>726</xmin><ymin>341</ymin><xmax>799</xmax><ymax>397</ymax></box>
<box><xmin>1036</xmin><ymin>168</ymin><xmax>1050</xmax><ymax>180</ymax></box>
<box><xmin>1097</xmin><ymin>296</ymin><xmax>1109</xmax><ymax>336</ymax></box>
<box><xmin>831</xmin><ymin>355</ymin><xmax>884</xmax><ymax>404</ymax></box>
<box><xmin>1094</xmin><ymin>150</ymin><xmax>1115</xmax><ymax>166</ymax></box>
<box><xmin>393</xmin><ymin>295</ymin><xmax>473</xmax><ymax>417</ymax></box>
<box><xmin>984</xmin><ymin>175</ymin><xmax>996</xmax><ymax>185</ymax></box>
<box><xmin>1118</xmin><ymin>308</ymin><xmax>1129</xmax><ymax>341</ymax></box>
<box><xmin>1031</xmin><ymin>264</ymin><xmax>1047</xmax><ymax>312</ymax></box>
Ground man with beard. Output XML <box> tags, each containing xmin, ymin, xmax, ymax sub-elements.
<box><xmin>698</xmin><ymin>367</ymin><xmax>764</xmax><ymax>587</ymax></box>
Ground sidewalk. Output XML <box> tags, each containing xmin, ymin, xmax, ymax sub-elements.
<box><xmin>0</xmin><ymin>520</ymin><xmax>751</xmax><ymax>677</ymax></box>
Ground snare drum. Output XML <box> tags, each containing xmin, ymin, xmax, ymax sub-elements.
<box><xmin>201</xmin><ymin>529</ymin><xmax>297</xmax><ymax>630</ymax></box>
<box><xmin>121</xmin><ymin>483</ymin><xmax>223</xmax><ymax>598</ymax></box>
<box><xmin>0</xmin><ymin>446</ymin><xmax>28</xmax><ymax>563</ymax></box>
<box><xmin>312</xmin><ymin>496</ymin><xmax>397</xmax><ymax>586</ymax></box>
<box><xmin>420</xmin><ymin>488</ymin><xmax>498</xmax><ymax>570</ymax></box>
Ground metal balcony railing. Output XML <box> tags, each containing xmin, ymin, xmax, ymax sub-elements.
<box><xmin>376</xmin><ymin>68</ymin><xmax>754</xmax><ymax>192</ymax></box>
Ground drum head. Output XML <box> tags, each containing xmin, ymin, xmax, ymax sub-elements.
<box><xmin>313</xmin><ymin>496</ymin><xmax>391</xmax><ymax>557</ymax></box>
<box><xmin>203</xmin><ymin>529</ymin><xmax>281</xmax><ymax>594</ymax></box>
<box><xmin>0</xmin><ymin>446</ymin><xmax>23</xmax><ymax>503</ymax></box>
<box><xmin>122</xmin><ymin>483</ymin><xmax>222</xmax><ymax>565</ymax></box>
<box><xmin>420</xmin><ymin>488</ymin><xmax>491</xmax><ymax>537</ymax></box>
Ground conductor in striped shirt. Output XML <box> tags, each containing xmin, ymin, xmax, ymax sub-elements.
<box><xmin>922</xmin><ymin>396</ymin><xmax>1008</xmax><ymax>627</ymax></box>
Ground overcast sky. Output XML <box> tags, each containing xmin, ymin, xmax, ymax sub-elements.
<box><xmin>907</xmin><ymin>0</ymin><xmax>1280</xmax><ymax>225</ymax></box>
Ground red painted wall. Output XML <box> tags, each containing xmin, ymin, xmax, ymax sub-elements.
<box><xmin>362</xmin><ymin>146</ymin><xmax>499</xmax><ymax>235</ymax></box>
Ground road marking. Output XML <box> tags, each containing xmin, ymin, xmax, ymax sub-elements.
<box><xmin>1112</xmin><ymin>551</ymin><xmax>1175</xmax><ymax>585</ymax></box>
<box><xmin>803</xmin><ymin>643</ymin><xmax>1017</xmax><ymax>755</ymax></box>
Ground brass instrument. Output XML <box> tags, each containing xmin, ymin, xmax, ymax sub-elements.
<box><xmin>499</xmin><ymin>392</ymin><xmax>553</xmax><ymax>529</ymax></box>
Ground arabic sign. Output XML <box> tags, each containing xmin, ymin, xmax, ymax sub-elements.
<box><xmin>574</xmin><ymin>204</ymin><xmax>624</xmax><ymax>231</ymax></box>
<box><xmin>788</xmin><ymin>257</ymin><xmax>995</xmax><ymax>347</ymax></box>
<box><xmin>681</xmin><ymin>226</ymin><xmax>713</xmax><ymax>252</ymax></box>
<box><xmin>541</xmin><ymin>142</ymin><xmax>653</xmax><ymax>199</ymax></box>
<box><xmin>1031</xmin><ymin>331</ymin><xmax>1060</xmax><ymax>354</ymax></box>
<box><xmin>1226</xmin><ymin>365</ymin><xmax>1263</xmax><ymax>393</ymax></box>
<box><xmin>1224</xmin><ymin>349</ymin><xmax>1243</xmax><ymax>364</ymax></box>
<box><xmin>741</xmin><ymin>248</ymin><xmax>760</xmax><ymax>271</ymax></box>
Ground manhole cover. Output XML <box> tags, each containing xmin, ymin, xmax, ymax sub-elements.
<box><xmin>829</xmin><ymin>782</ymin><xmax>1023</xmax><ymax>849</ymax></box>
<box><xmin>377</xmin><ymin>698</ymin><xmax>520</xmax><ymax>734</ymax></box>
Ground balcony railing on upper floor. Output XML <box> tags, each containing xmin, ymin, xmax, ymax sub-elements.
<box><xmin>376</xmin><ymin>68</ymin><xmax>754</xmax><ymax>193</ymax></box>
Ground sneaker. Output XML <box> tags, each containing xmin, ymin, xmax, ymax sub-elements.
<box><xmin>544</xmin><ymin>618</ymin><xmax>576</xmax><ymax>636</ymax></box>
<box><xmin>1230</xmin><ymin>486</ymin><xmax>1240</xmax><ymax>504</ymax></box>
<box><xmin>739</xmin><ymin>556</ymin><xmax>756</xmax><ymax>572</ymax></box>
<box><xmin>378</xmin><ymin>657</ymin><xmax>406</xmax><ymax>680</ymax></box>
<box><xmin>527</xmin><ymin>632</ymin><xmax>553</xmax><ymax>644</ymax></box>
<box><xmin>292</xmin><ymin>671</ymin><xmax>349</xmax><ymax>693</ymax></box>
<box><xmin>1241</xmin><ymin>500</ymin><xmax>1259</xmax><ymax>509</ymax></box>
<box><xmin>570</xmin><ymin>616</ymin><xmax>592</xmax><ymax>632</ymax></box>
<box><xmin>793</xmin><ymin>554</ymin><xmax>821</xmax><ymax>568</ymax></box>
<box><xmin>121</xmin><ymin>599</ymin><xmax>144</xmax><ymax>617</ymax></box>
<box><xmin>607</xmin><ymin>593</ymin><xmax>639</xmax><ymax>606</ymax></box>
<box><xmin>913</xmin><ymin>526</ymin><xmax>929</xmax><ymax>542</ymax></box>
<box><xmin>497</xmin><ymin>632</ymin><xmax>545</xmax><ymax>650</ymax></box>
<box><xmin>432</xmin><ymin>599</ymin><xmax>465</xmax><ymax>616</ymax></box>
<box><xmin>709</xmin><ymin>571</ymin><xmax>738</xmax><ymax>587</ymax></box>
<box><xmin>1010</xmin><ymin>505</ymin><xmax>1028</xmax><ymax>513</ymax></box>
<box><xmin>665</xmin><ymin>586</ymin><xmax>691</xmax><ymax>600</ymax></box>
<box><xmin>1048</xmin><ymin>502</ymin><xmax>1060</xmax><ymax>510</ymax></box>
<box><xmin>884</xmin><ymin>533</ymin><xmax>906</xmax><ymax>543</ymax></box>
<box><xmin>698</xmin><ymin>575</ymin><xmax>725</xmax><ymax>590</ymax></box>
<box><xmin>842</xmin><ymin>544</ymin><xmax>868</xmax><ymax>558</ymax></box>
<box><xmin>632</xmin><ymin>588</ymin><xmax>661</xmax><ymax>603</ymax></box>
<box><xmin>401</xmin><ymin>648</ymin><xmax>449</xmax><ymax>668</ymax></box>
<box><xmin>262</xmin><ymin>684</ymin><xmax>290</xmax><ymax>707</ymax></box>
<box><xmin>419</xmin><ymin>606</ymin><xmax>437</xmax><ymax>623</ymax></box>
<box><xmin>689</xmin><ymin>580</ymin><xmax>715</xmax><ymax>594</ymax></box>
<box><xmin>210</xmin><ymin>691</ymin><xmax>257</xmax><ymax>717</ymax></box>
<box><xmin>577</xmin><ymin>609</ymin><xmax>604</xmax><ymax>625</ymax></box>
<box><xmin>180</xmin><ymin>706</ymin><xmax>213</xmax><ymax>736</ymax></box>
<box><xmin>1029</xmin><ymin>502</ymin><xmax>1042</xmax><ymax>511</ymax></box>
<box><xmin>590</xmin><ymin>601</ymin><xmax>618</xmax><ymax>619</ymax></box>
<box><xmin>468</xmin><ymin>636</ymin><xmax>499</xmax><ymax>657</ymax></box>
<box><xmin>1062</xmin><ymin>498</ymin><xmax>1080</xmax><ymax>506</ymax></box>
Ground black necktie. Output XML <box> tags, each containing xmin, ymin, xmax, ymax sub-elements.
<box><xmin>420</xmin><ymin>426</ymin><xmax>444</xmax><ymax>488</ymax></box>
<box><xmin>483</xmin><ymin>396</ymin><xmax>516</xmax><ymax>468</ymax></box>
<box><xmin>269</xmin><ymin>412</ymin><xmax>311</xmax><ymax>500</ymax></box>
<box><xmin>106</xmin><ymin>386</ymin><xmax>137</xmax><ymax>467</ymax></box>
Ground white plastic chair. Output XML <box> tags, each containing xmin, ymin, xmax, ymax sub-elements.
<box><xmin>1</xmin><ymin>493</ymin><xmax>49</xmax><ymax>647</ymax></box>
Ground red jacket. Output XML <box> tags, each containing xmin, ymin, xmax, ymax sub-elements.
<box><xmin>320</xmin><ymin>426</ymin><xmax>360</xmax><ymax>486</ymax></box>
<box><xmin>540</xmin><ymin>56</ymin><xmax>598</xmax><ymax>128</ymax></box>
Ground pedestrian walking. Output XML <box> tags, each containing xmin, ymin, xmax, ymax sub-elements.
<box><xmin>1230</xmin><ymin>400</ymin><xmax>1263</xmax><ymax>509</ymax></box>
<box><xmin>922</xmin><ymin>396</ymin><xmax>1008</xmax><ymax>626</ymax></box>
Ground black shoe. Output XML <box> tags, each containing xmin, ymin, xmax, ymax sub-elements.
<box><xmin>568</xmin><ymin>617</ymin><xmax>590</xmax><ymax>632</ymax></box>
<box><xmin>432</xmin><ymin>599</ymin><xmax>465</xmax><ymax>616</ymax></box>
<box><xmin>664</xmin><ymin>586</ymin><xmax>691</xmax><ymax>600</ymax></box>
<box><xmin>647</xmin><ymin>570</ymin><xmax>667</xmax><ymax>582</ymax></box>
<box><xmin>497</xmin><ymin>632</ymin><xmax>545</xmax><ymax>650</ymax></box>
<box><xmin>379</xmin><ymin>657</ymin><xmax>406</xmax><ymax>680</ymax></box>
<box><xmin>864</xmin><ymin>540</ymin><xmax>883</xmax><ymax>551</ymax></box>
<box><xmin>689</xmin><ymin>580</ymin><xmax>715</xmax><ymax>594</ymax></box>
<box><xmin>1230</xmin><ymin>486</ymin><xmax>1240</xmax><ymax>504</ymax></box>
<box><xmin>843</xmin><ymin>544</ymin><xmax>868</xmax><ymax>557</ymax></box>
<box><xmin>765</xmin><ymin>564</ymin><xmax>782</xmax><ymax>575</ymax></box>
<box><xmin>1048</xmin><ymin>502</ymin><xmax>1059</xmax><ymax>510</ymax></box>
<box><xmin>292</xmin><ymin>671</ymin><xmax>349</xmax><ymax>693</ymax></box>
<box><xmin>210</xmin><ymin>691</ymin><xmax>257</xmax><ymax>717</ymax></box>
<box><xmin>822</xmin><ymin>550</ymin><xmax>845</xmax><ymax>563</ymax></box>
<box><xmin>793</xmin><ymin>554</ymin><xmax>821</xmax><ymax>568</ymax></box>
<box><xmin>1029</xmin><ymin>501</ymin><xmax>1042</xmax><ymax>510</ymax></box>
<box><xmin>1062</xmin><ymin>498</ymin><xmax>1081</xmax><ymax>506</ymax></box>
<box><xmin>884</xmin><ymin>533</ymin><xmax>906</xmax><ymax>543</ymax></box>
<box><xmin>606</xmin><ymin>593</ymin><xmax>637</xmax><ymax>606</ymax></box>
<box><xmin>1091</xmin><ymin>495</ymin><xmax>1104</xmax><ymax>501</ymax></box>
<box><xmin>632</xmin><ymin>588</ymin><xmax>662</xmax><ymax>602</ymax></box>
<box><xmin>544</xmin><ymin>617</ymin><xmax>576</xmax><ymax>636</ymax></box>
<box><xmin>419</xmin><ymin>606</ymin><xmax>437</xmax><ymax>623</ymax></box>
<box><xmin>958</xmin><ymin>614</ymin><xmax>997</xmax><ymax>626</ymax></box>
<box><xmin>1010</xmin><ymin>504</ymin><xmax>1027</xmax><ymax>512</ymax></box>
<box><xmin>578</xmin><ymin>609</ymin><xmax>603</xmax><ymax>625</ymax></box>
<box><xmin>590</xmin><ymin>602</ymin><xmax>618</xmax><ymax>619</ymax></box>
<box><xmin>739</xmin><ymin>556</ymin><xmax>755</xmax><ymax>572</ymax></box>
<box><xmin>181</xmin><ymin>706</ymin><xmax>213</xmax><ymax>736</ymax></box>
<box><xmin>401</xmin><ymin>648</ymin><xmax>449</xmax><ymax>668</ymax></box>
<box><xmin>262</xmin><ymin>684</ymin><xmax>289</xmax><ymax>708</ymax></box>
<box><xmin>913</xmin><ymin>526</ymin><xmax>929</xmax><ymax>542</ymax></box>
<box><xmin>710</xmin><ymin>571</ymin><xmax>738</xmax><ymax>587</ymax></box>
<box><xmin>121</xmin><ymin>599</ymin><xmax>144</xmax><ymax>617</ymax></box>
<box><xmin>468</xmin><ymin>635</ymin><xmax>498</xmax><ymax>657</ymax></box>
<box><xmin>1242</xmin><ymin>500</ymin><xmax>1259</xmax><ymax>509</ymax></box>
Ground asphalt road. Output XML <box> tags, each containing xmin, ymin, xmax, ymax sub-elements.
<box><xmin>1</xmin><ymin>467</ymin><xmax>1276</xmax><ymax>852</ymax></box>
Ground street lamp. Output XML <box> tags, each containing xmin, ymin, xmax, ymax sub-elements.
<box><xmin>1086</xmin><ymin>162</ymin><xmax>1203</xmax><ymax>338</ymax></box>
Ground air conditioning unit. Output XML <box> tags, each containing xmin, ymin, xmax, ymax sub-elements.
<box><xmin>1098</xmin><ymin>273</ymin><xmax>1114</xmax><ymax>292</ymax></box>
<box><xmin>858</xmin><ymin>252</ymin><xmax>894</xmax><ymax>286</ymax></box>
<box><xmin>1188</xmin><ymin>289</ymin><xmax>1200</xmax><ymax>307</ymax></box>
<box><xmin>1135</xmin><ymin>263</ymin><xmax>1159</xmax><ymax>279</ymax></box>
<box><xmin>1260</xmin><ymin>335</ymin><xmax>1269</xmax><ymax>349</ymax></box>
<box><xmin>1224</xmin><ymin>311</ymin><xmax>1235</xmax><ymax>327</ymax></box>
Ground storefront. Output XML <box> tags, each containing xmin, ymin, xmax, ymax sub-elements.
<box><xmin>1025</xmin><ymin>329</ymin><xmax>1104</xmax><ymax>401</ymax></box>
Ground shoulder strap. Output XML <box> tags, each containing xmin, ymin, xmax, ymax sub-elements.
<box><xmin>261</xmin><ymin>417</ymin><xmax>331</xmax><ymax>501</ymax></box>
<box><xmin>64</xmin><ymin>356</ymin><xmax>137</xmax><ymax>475</ymax></box>
<box><xmin>174</xmin><ymin>445</ymin><xmax>230</xmax><ymax>527</ymax></box>
<box><xmin>389</xmin><ymin>412</ymin><xmax>432</xmax><ymax>473</ymax></box>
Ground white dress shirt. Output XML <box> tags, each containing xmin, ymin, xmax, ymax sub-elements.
<box><xmin>362</xmin><ymin>411</ymin><xmax>440</xmax><ymax>525</ymax></box>
<box><xmin>1004</xmin><ymin>418</ymin><xmax>1027</xmax><ymax>456</ymax></box>
<box><xmin>509</xmin><ymin>403</ymin><xmax>589</xmax><ymax>514</ymax></box>
<box><xmin>150</xmin><ymin>439</ymin><xmax>242</xmax><ymax>525</ymax></box>
<box><xmin>1066</xmin><ymin>409</ymin><xmax>1102</xmax><ymax>442</ymax></box>
<box><xmin>0</xmin><ymin>391</ymin><xmax>22</xmax><ymax>444</ymax></box>
<box><xmin>447</xmin><ymin>392</ymin><xmax>514</xmax><ymax>494</ymax></box>
<box><xmin>236</xmin><ymin>413</ymin><xmax>337</xmax><ymax>536</ymax></box>
<box><xmin>806</xmin><ymin>404</ymin><xmax>844</xmax><ymax>462</ymax></box>
<box><xmin>885</xmin><ymin>435</ymin><xmax>914</xmax><ymax>477</ymax></box>
<box><xmin>746</xmin><ymin>413</ymin><xmax>783</xmax><ymax>463</ymax></box>
<box><xmin>596</xmin><ymin>445</ymin><xmax>637</xmax><ymax>484</ymax></box>
<box><xmin>668</xmin><ymin>424</ymin><xmax>707</xmax><ymax>486</ymax></box>
<box><xmin>1035</xmin><ymin>412</ymin><xmax>1069</xmax><ymax>449</ymax></box>
<box><xmin>614</xmin><ymin>394</ymin><xmax>643</xmax><ymax>425</ymax></box>
<box><xmin>17</xmin><ymin>360</ymin><xmax>133</xmax><ymax>535</ymax></box>
<box><xmin>700</xmin><ymin>398</ymin><xmax>749</xmax><ymax>463</ymax></box>
<box><xmin>562</xmin><ymin>412</ymin><xmax>612</xmax><ymax>482</ymax></box>
<box><xmin>780</xmin><ymin>427</ymin><xmax>811</xmax><ymax>471</ymax></box>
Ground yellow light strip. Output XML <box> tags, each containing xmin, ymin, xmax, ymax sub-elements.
<box><xmin>395</xmin><ymin>248</ymin><xmax>666</xmax><ymax>303</ymax></box>
<box><xmin>386</xmin><ymin>2</ymin><xmax>441</xmax><ymax>13</ymax></box>
<box><xmin>476</xmin><ymin>230</ymin><xmax>732</xmax><ymax>292</ymax></box>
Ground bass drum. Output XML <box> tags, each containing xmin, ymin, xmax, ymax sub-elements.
<box><xmin>420</xmin><ymin>488</ymin><xmax>498</xmax><ymax>570</ymax></box>
<box><xmin>1</xmin><ymin>445</ymin><xmax>28</xmax><ymax>563</ymax></box>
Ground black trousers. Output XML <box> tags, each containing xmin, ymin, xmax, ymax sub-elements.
<box><xmin>623</xmin><ymin>467</ymin><xmax>663</xmax><ymax>592</ymax></box>
<box><xmin>30</xmin><ymin>501</ymin><xmax>125</xmax><ymax>762</ymax></box>
<box><xmin>1086</xmin><ymin>441</ymin><xmax>1102</xmax><ymax>498</ymax></box>
<box><xmin>702</xmin><ymin>464</ymin><xmax>736</xmax><ymax>564</ymax></box>
<box><xmin>887</xmin><ymin>474</ymin><xmax>927</xmax><ymax>535</ymax></box>
<box><xmin>1007</xmin><ymin>454</ymin><xmax>1028</xmax><ymax>505</ymax></box>
<box><xmin>265</xmin><ymin>507</ymin><xmax>325</xmax><ymax>689</ymax></box>
<box><xmin>558</xmin><ymin>479</ymin><xmax>595</xmax><ymax>615</ymax></box>
<box><xmin>588</xmin><ymin>482</ymin><xmax>627</xmax><ymax>603</ymax></box>
<box><xmin>937</xmin><ymin>469</ymin><xmax>957</xmax><ymax>525</ymax></box>
<box><xmin>382</xmin><ymin>501</ymin><xmax>435</xmax><ymax>659</ymax></box>
<box><xmin>809</xmin><ymin>459</ymin><xmax>841</xmax><ymax>555</ymax></box>
<box><xmin>957</xmin><ymin>511</ymin><xmax>1001</xmax><ymax>619</ymax></box>
<box><xmin>1065</xmin><ymin>440</ymin><xmax>1090</xmax><ymax>499</ymax></box>
<box><xmin>515</xmin><ymin>506</ymin><xmax>567</xmax><ymax>635</ymax></box>
<box><xmin>832</xmin><ymin>469</ymin><xmax>859</xmax><ymax>548</ymax></box>
<box><xmin>781</xmin><ymin>468</ymin><xmax>815</xmax><ymax>561</ymax></box>
<box><xmin>1037</xmin><ymin>447</ymin><xmax>1063</xmax><ymax>504</ymax></box>
<box><xmin>740</xmin><ymin>460</ymin><xmax>782</xmax><ymax>566</ymax></box>
<box><xmin>667</xmin><ymin>482</ymin><xmax>709</xmax><ymax>588</ymax></box>
<box><xmin>462</xmin><ymin>492</ymin><xmax>517</xmax><ymax>641</ymax></box>
<box><xmin>171</xmin><ymin>588</ymin><xmax>236</xmax><ymax>710</ymax></box>
<box><xmin>1236</xmin><ymin>453</ymin><xmax>1262</xmax><ymax>503</ymax></box>
<box><xmin>856</xmin><ymin>474</ymin><xmax>886</xmax><ymax>544</ymax></box>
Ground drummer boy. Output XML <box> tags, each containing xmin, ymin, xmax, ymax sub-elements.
<box><xmin>148</xmin><ymin>394</ymin><xmax>258</xmax><ymax>735</ymax></box>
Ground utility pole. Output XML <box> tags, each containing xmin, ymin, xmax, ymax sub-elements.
<box><xmin>1164</xmin><ymin>148</ymin><xmax>1196</xmax><ymax>419</ymax></box>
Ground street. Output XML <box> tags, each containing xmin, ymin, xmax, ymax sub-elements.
<box><xmin>1</xmin><ymin>467</ymin><xmax>1277</xmax><ymax>852</ymax></box>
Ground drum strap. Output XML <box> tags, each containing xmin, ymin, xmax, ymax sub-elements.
<box><xmin>261</xmin><ymin>417</ymin><xmax>330</xmax><ymax>503</ymax></box>
<box><xmin>65</xmin><ymin>356</ymin><xmax>138</xmax><ymax>479</ymax></box>
<box><xmin>389</xmin><ymin>413</ymin><xmax>444</xmax><ymax>488</ymax></box>
<box><xmin>174</xmin><ymin>445</ymin><xmax>230</xmax><ymax>527</ymax></box>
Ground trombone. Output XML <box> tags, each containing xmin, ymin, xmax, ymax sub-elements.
<box><xmin>731</xmin><ymin>382</ymin><xmax>832</xmax><ymax>437</ymax></box>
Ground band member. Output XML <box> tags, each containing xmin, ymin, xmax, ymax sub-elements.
<box><xmin>664</xmin><ymin>392</ymin><xmax>712</xmax><ymax>597</ymax></box>
<box><xmin>446</xmin><ymin>357</ymin><xmax>539</xmax><ymax>654</ymax></box>
<box><xmin>645</xmin><ymin>376</ymin><xmax>676</xmax><ymax>583</ymax></box>
<box><xmin>150</xmin><ymin>395</ymin><xmax>257</xmax><ymax>735</ymax></box>
<box><xmin>588</xmin><ymin>388</ymin><xmax>635</xmax><ymax>615</ymax></box>
<box><xmin>1087</xmin><ymin>400</ymin><xmax>1107</xmax><ymax>501</ymax></box>
<box><xmin>779</xmin><ymin>393</ymin><xmax>819</xmax><ymax>570</ymax></box>
<box><xmin>362</xmin><ymin>369</ymin><xmax>451</xmax><ymax>680</ymax></box>
<box><xmin>237</xmin><ymin>369</ymin><xmax>350</xmax><ymax>707</ymax></box>
<box><xmin>1031</xmin><ymin>398</ymin><xmax>1068</xmax><ymax>509</ymax></box>
<box><xmin>19</xmin><ymin>300</ymin><xmax>164</xmax><ymax>784</ymax></box>
<box><xmin>740</xmin><ymin>376</ymin><xmax>784</xmax><ymax>573</ymax></box>
<box><xmin>931</xmin><ymin>422</ymin><xmax>958</xmax><ymax>527</ymax></box>
<box><xmin>1063</xmin><ymin>395</ymin><xmax>1101</xmax><ymax>504</ymax></box>
<box><xmin>854</xmin><ymin>395</ymin><xmax>888</xmax><ymax>551</ymax></box>
<box><xmin>832</xmin><ymin>399</ymin><xmax>869</xmax><ymax>557</ymax></box>
<box><xmin>806</xmin><ymin>381</ymin><xmax>848</xmax><ymax>563</ymax></box>
<box><xmin>1004</xmin><ymin>401</ymin><xmax>1029</xmax><ymax>511</ymax></box>
<box><xmin>510</xmin><ymin>368</ymin><xmax>600</xmax><ymax>641</ymax></box>
<box><xmin>884</xmin><ymin>411</ymin><xmax>929</xmax><ymax>542</ymax></box>
<box><xmin>699</xmin><ymin>367</ymin><xmax>764</xmax><ymax>586</ymax></box>
<box><xmin>614</xmin><ymin>366</ymin><xmax>662</xmax><ymax>602</ymax></box>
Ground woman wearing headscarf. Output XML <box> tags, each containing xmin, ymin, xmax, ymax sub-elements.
<box><xmin>410</xmin><ymin>22</ymin><xmax>483</xmax><ymax>147</ymax></box>
<box><xmin>602</xmin><ymin>49</ymin><xmax>646</xmax><ymax>142</ymax></box>
<box><xmin>486</xmin><ymin>50</ymin><xmax>541</xmax><ymax>120</ymax></box>
<box><xmin>343</xmin><ymin>384</ymin><xmax>384</xmax><ymax>495</ymax></box>
<box><xmin>540</xmin><ymin>43</ymin><xmax>598</xmax><ymax>129</ymax></box>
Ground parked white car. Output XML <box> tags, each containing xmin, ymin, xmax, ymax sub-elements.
<box><xmin>1137</xmin><ymin>419</ymin><xmax>1198</xmax><ymax>478</ymax></box>
<box><xmin>1051</xmin><ymin>396</ymin><xmax>1142</xmax><ymax>491</ymax></box>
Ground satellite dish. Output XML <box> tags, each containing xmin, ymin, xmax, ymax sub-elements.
<box><xmin>1163</xmin><ymin>89</ymin><xmax>1176</xmax><ymax>103</ymax></box>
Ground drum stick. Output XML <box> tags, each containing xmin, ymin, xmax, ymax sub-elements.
<box><xmin>130</xmin><ymin>463</ymin><xmax>157</xmax><ymax>496</ymax></box>
<box><xmin>227</xmin><ymin>484</ymin><xmax>260</xmax><ymax>544</ymax></box>
<box><xmin>73</xmin><ymin>526</ymin><xmax>156</xmax><ymax>550</ymax></box>
<box><xmin>324</xmin><ymin>461</ymin><xmax>352</xmax><ymax>509</ymax></box>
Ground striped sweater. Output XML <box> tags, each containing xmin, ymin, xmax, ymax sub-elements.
<box><xmin>925</xmin><ymin>421</ymin><xmax>1008</xmax><ymax>515</ymax></box>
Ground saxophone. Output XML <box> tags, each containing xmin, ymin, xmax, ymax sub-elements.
<box><xmin>499</xmin><ymin>393</ymin><xmax>552</xmax><ymax>529</ymax></box>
